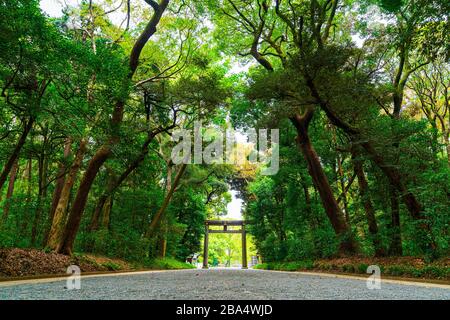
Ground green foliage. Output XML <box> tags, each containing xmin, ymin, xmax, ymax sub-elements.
<box><xmin>376</xmin><ymin>0</ymin><xmax>404</xmax><ymax>13</ymax></box>
<box><xmin>101</xmin><ymin>261</ymin><xmax>122</xmax><ymax>271</ymax></box>
<box><xmin>357</xmin><ymin>263</ymin><xmax>369</xmax><ymax>274</ymax></box>
<box><xmin>255</xmin><ymin>260</ymin><xmax>449</xmax><ymax>279</ymax></box>
<box><xmin>145</xmin><ymin>257</ymin><xmax>196</xmax><ymax>270</ymax></box>
<box><xmin>254</xmin><ymin>260</ymin><xmax>314</xmax><ymax>272</ymax></box>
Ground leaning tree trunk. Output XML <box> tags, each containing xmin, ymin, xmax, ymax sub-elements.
<box><xmin>351</xmin><ymin>146</ymin><xmax>385</xmax><ymax>257</ymax></box>
<box><xmin>146</xmin><ymin>163</ymin><xmax>187</xmax><ymax>238</ymax></box>
<box><xmin>0</xmin><ymin>118</ymin><xmax>33</xmax><ymax>191</ymax></box>
<box><xmin>387</xmin><ymin>94</ymin><xmax>405</xmax><ymax>256</ymax></box>
<box><xmin>243</xmin><ymin>14</ymin><xmax>356</xmax><ymax>254</ymax></box>
<box><xmin>157</xmin><ymin>234</ymin><xmax>168</xmax><ymax>258</ymax></box>
<box><xmin>46</xmin><ymin>140</ymin><xmax>87</xmax><ymax>251</ymax></box>
<box><xmin>49</xmin><ymin>139</ymin><xmax>72</xmax><ymax>221</ymax></box>
<box><xmin>89</xmin><ymin>129</ymin><xmax>164</xmax><ymax>230</ymax></box>
<box><xmin>447</xmin><ymin>143</ymin><xmax>450</xmax><ymax>167</ymax></box>
<box><xmin>358</xmin><ymin>140</ymin><xmax>423</xmax><ymax>218</ymax></box>
<box><xmin>89</xmin><ymin>167</ymin><xmax>117</xmax><ymax>232</ymax></box>
<box><xmin>305</xmin><ymin>76</ymin><xmax>436</xmax><ymax>253</ymax></box>
<box><xmin>154</xmin><ymin>161</ymin><xmax>173</xmax><ymax>258</ymax></box>
<box><xmin>299</xmin><ymin>173</ymin><xmax>314</xmax><ymax>223</ymax></box>
<box><xmin>290</xmin><ymin>111</ymin><xmax>358</xmax><ymax>255</ymax></box>
<box><xmin>19</xmin><ymin>159</ymin><xmax>32</xmax><ymax>236</ymax></box>
<box><xmin>445</xmin><ymin>131</ymin><xmax>450</xmax><ymax>167</ymax></box>
<box><xmin>43</xmin><ymin>138</ymin><xmax>72</xmax><ymax>245</ymax></box>
<box><xmin>356</xmin><ymin>134</ymin><xmax>435</xmax><ymax>253</ymax></box>
<box><xmin>336</xmin><ymin>154</ymin><xmax>350</xmax><ymax>223</ymax></box>
<box><xmin>57</xmin><ymin>0</ymin><xmax>170</xmax><ymax>256</ymax></box>
<box><xmin>31</xmin><ymin>152</ymin><xmax>49</xmax><ymax>246</ymax></box>
<box><xmin>89</xmin><ymin>194</ymin><xmax>109</xmax><ymax>232</ymax></box>
<box><xmin>1</xmin><ymin>158</ymin><xmax>19</xmax><ymax>224</ymax></box>
<box><xmin>388</xmin><ymin>187</ymin><xmax>402</xmax><ymax>255</ymax></box>
<box><xmin>100</xmin><ymin>196</ymin><xmax>112</xmax><ymax>230</ymax></box>
<box><xmin>58</xmin><ymin>144</ymin><xmax>113</xmax><ymax>255</ymax></box>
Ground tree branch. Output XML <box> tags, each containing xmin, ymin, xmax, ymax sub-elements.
<box><xmin>129</xmin><ymin>0</ymin><xmax>170</xmax><ymax>76</ymax></box>
<box><xmin>144</xmin><ymin>0</ymin><xmax>160</xmax><ymax>11</ymax></box>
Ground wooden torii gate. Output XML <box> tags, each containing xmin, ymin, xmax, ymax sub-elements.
<box><xmin>203</xmin><ymin>220</ymin><xmax>247</xmax><ymax>269</ymax></box>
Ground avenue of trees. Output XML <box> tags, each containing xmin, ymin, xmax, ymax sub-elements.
<box><xmin>0</xmin><ymin>0</ymin><xmax>448</xmax><ymax>265</ymax></box>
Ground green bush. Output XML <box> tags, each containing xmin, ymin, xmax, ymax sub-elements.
<box><xmin>254</xmin><ymin>260</ymin><xmax>315</xmax><ymax>272</ymax></box>
<box><xmin>299</xmin><ymin>260</ymin><xmax>314</xmax><ymax>270</ymax></box>
<box><xmin>411</xmin><ymin>268</ymin><xmax>424</xmax><ymax>277</ymax></box>
<box><xmin>253</xmin><ymin>263</ymin><xmax>268</xmax><ymax>270</ymax></box>
<box><xmin>342</xmin><ymin>264</ymin><xmax>355</xmax><ymax>273</ymax></box>
<box><xmin>102</xmin><ymin>261</ymin><xmax>122</xmax><ymax>271</ymax></box>
<box><xmin>420</xmin><ymin>265</ymin><xmax>449</xmax><ymax>279</ymax></box>
<box><xmin>385</xmin><ymin>265</ymin><xmax>406</xmax><ymax>276</ymax></box>
<box><xmin>145</xmin><ymin>257</ymin><xmax>196</xmax><ymax>270</ymax></box>
<box><xmin>357</xmin><ymin>263</ymin><xmax>369</xmax><ymax>274</ymax></box>
<box><xmin>282</xmin><ymin>262</ymin><xmax>300</xmax><ymax>271</ymax></box>
<box><xmin>253</xmin><ymin>259</ymin><xmax>449</xmax><ymax>280</ymax></box>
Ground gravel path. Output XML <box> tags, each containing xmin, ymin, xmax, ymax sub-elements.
<box><xmin>0</xmin><ymin>268</ymin><xmax>449</xmax><ymax>300</ymax></box>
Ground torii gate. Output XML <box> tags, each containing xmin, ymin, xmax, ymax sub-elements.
<box><xmin>202</xmin><ymin>220</ymin><xmax>247</xmax><ymax>269</ymax></box>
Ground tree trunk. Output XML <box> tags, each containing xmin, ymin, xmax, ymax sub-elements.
<box><xmin>336</xmin><ymin>154</ymin><xmax>350</xmax><ymax>223</ymax></box>
<box><xmin>0</xmin><ymin>118</ymin><xmax>33</xmax><ymax>191</ymax></box>
<box><xmin>351</xmin><ymin>147</ymin><xmax>385</xmax><ymax>257</ymax></box>
<box><xmin>89</xmin><ymin>194</ymin><xmax>108</xmax><ymax>232</ymax></box>
<box><xmin>146</xmin><ymin>163</ymin><xmax>187</xmax><ymax>238</ymax></box>
<box><xmin>58</xmin><ymin>144</ymin><xmax>111</xmax><ymax>255</ymax></box>
<box><xmin>447</xmin><ymin>143</ymin><xmax>450</xmax><ymax>167</ymax></box>
<box><xmin>46</xmin><ymin>140</ymin><xmax>87</xmax><ymax>251</ymax></box>
<box><xmin>49</xmin><ymin>138</ymin><xmax>72</xmax><ymax>220</ymax></box>
<box><xmin>305</xmin><ymin>76</ymin><xmax>426</xmax><ymax>218</ymax></box>
<box><xmin>157</xmin><ymin>237</ymin><xmax>167</xmax><ymax>258</ymax></box>
<box><xmin>89</xmin><ymin>167</ymin><xmax>117</xmax><ymax>232</ymax></box>
<box><xmin>90</xmin><ymin>129</ymin><xmax>162</xmax><ymax>229</ymax></box>
<box><xmin>153</xmin><ymin>159</ymin><xmax>173</xmax><ymax>259</ymax></box>
<box><xmin>31</xmin><ymin>152</ymin><xmax>49</xmax><ymax>246</ymax></box>
<box><xmin>301</xmin><ymin>179</ymin><xmax>313</xmax><ymax>219</ymax></box>
<box><xmin>388</xmin><ymin>187</ymin><xmax>403</xmax><ymax>255</ymax></box>
<box><xmin>19</xmin><ymin>159</ymin><xmax>32</xmax><ymax>236</ymax></box>
<box><xmin>1</xmin><ymin>159</ymin><xmax>19</xmax><ymax>224</ymax></box>
<box><xmin>245</xmin><ymin>6</ymin><xmax>356</xmax><ymax>254</ymax></box>
<box><xmin>445</xmin><ymin>131</ymin><xmax>450</xmax><ymax>166</ymax></box>
<box><xmin>305</xmin><ymin>76</ymin><xmax>435</xmax><ymax>252</ymax></box>
<box><xmin>359</xmin><ymin>140</ymin><xmax>421</xmax><ymax>218</ymax></box>
<box><xmin>100</xmin><ymin>196</ymin><xmax>112</xmax><ymax>230</ymax></box>
<box><xmin>156</xmin><ymin>218</ymin><xmax>168</xmax><ymax>259</ymax></box>
<box><xmin>43</xmin><ymin>138</ymin><xmax>72</xmax><ymax>245</ymax></box>
<box><xmin>290</xmin><ymin>111</ymin><xmax>357</xmax><ymax>255</ymax></box>
<box><xmin>361</xmin><ymin>139</ymin><xmax>436</xmax><ymax>252</ymax></box>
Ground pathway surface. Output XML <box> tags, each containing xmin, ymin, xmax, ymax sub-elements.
<box><xmin>0</xmin><ymin>268</ymin><xmax>449</xmax><ymax>300</ymax></box>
